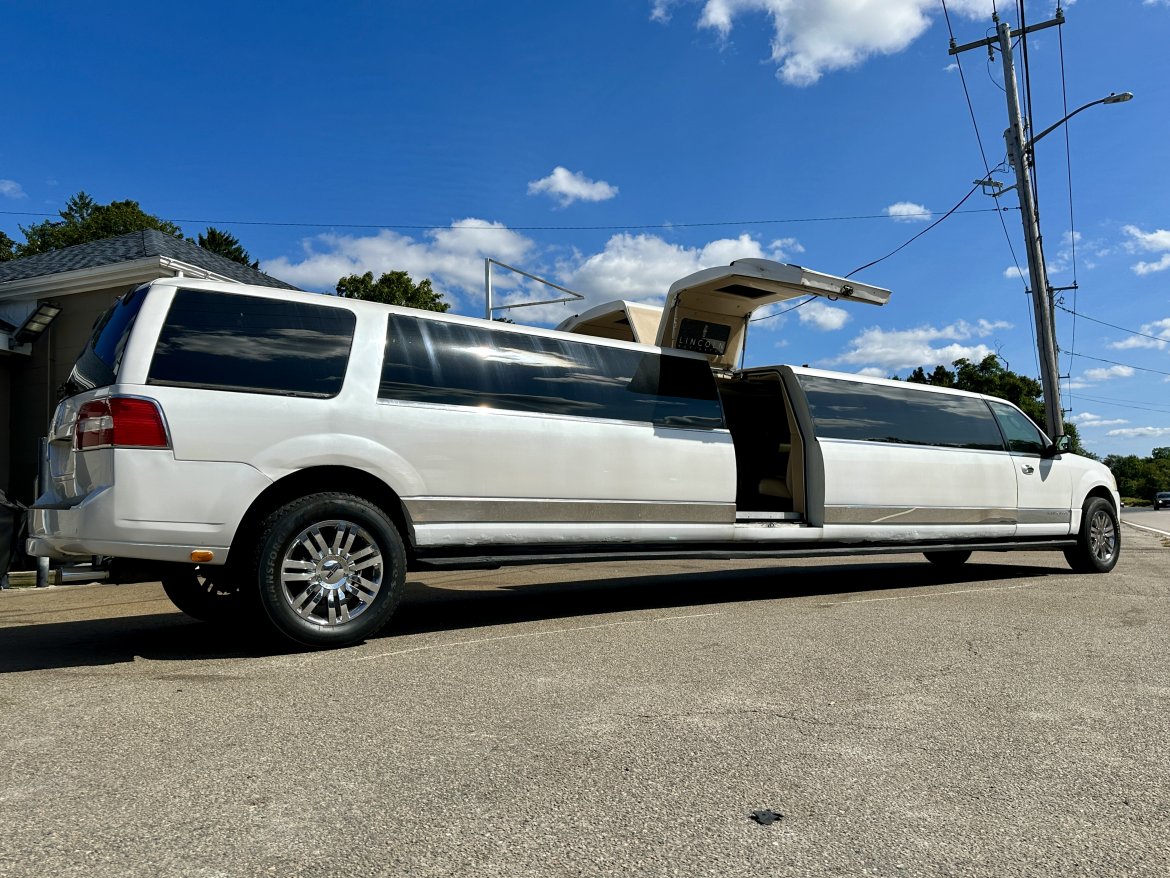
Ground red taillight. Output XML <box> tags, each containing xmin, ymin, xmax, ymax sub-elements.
<box><xmin>74</xmin><ymin>398</ymin><xmax>170</xmax><ymax>450</ymax></box>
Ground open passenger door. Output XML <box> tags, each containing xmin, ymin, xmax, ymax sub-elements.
<box><xmin>655</xmin><ymin>259</ymin><xmax>890</xmax><ymax>370</ymax></box>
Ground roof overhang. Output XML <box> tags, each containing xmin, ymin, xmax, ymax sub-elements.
<box><xmin>0</xmin><ymin>255</ymin><xmax>243</xmax><ymax>303</ymax></box>
<box><xmin>0</xmin><ymin>256</ymin><xmax>246</xmax><ymax>355</ymax></box>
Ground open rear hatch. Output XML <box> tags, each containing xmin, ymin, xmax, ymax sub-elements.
<box><xmin>655</xmin><ymin>259</ymin><xmax>890</xmax><ymax>370</ymax></box>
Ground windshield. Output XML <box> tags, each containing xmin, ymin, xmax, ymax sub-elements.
<box><xmin>61</xmin><ymin>286</ymin><xmax>148</xmax><ymax>398</ymax></box>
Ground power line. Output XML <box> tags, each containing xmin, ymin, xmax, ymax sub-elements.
<box><xmin>0</xmin><ymin>206</ymin><xmax>1013</xmax><ymax>233</ymax></box>
<box><xmin>845</xmin><ymin>183</ymin><xmax>980</xmax><ymax>278</ymax></box>
<box><xmin>940</xmin><ymin>0</ymin><xmax>1036</xmax><ymax>374</ymax></box>
<box><xmin>1055</xmin><ymin>303</ymin><xmax>1170</xmax><ymax>345</ymax></box>
<box><xmin>749</xmin><ymin>296</ymin><xmax>815</xmax><ymax>324</ymax></box>
<box><xmin>1070</xmin><ymin>351</ymin><xmax>1170</xmax><ymax>378</ymax></box>
<box><xmin>1072</xmin><ymin>393</ymin><xmax>1170</xmax><ymax>415</ymax></box>
<box><xmin>1056</xmin><ymin>14</ymin><xmax>1082</xmax><ymax>409</ymax></box>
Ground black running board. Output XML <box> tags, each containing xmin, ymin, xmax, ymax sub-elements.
<box><xmin>410</xmin><ymin>538</ymin><xmax>1078</xmax><ymax>571</ymax></box>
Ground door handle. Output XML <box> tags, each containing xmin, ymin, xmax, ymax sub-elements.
<box><xmin>1021</xmin><ymin>464</ymin><xmax>1035</xmax><ymax>475</ymax></box>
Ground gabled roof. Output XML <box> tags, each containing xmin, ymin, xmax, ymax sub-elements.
<box><xmin>0</xmin><ymin>229</ymin><xmax>298</xmax><ymax>290</ymax></box>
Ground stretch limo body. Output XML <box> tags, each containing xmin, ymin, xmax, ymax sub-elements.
<box><xmin>28</xmin><ymin>262</ymin><xmax>1120</xmax><ymax>646</ymax></box>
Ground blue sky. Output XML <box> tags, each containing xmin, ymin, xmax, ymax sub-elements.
<box><xmin>3</xmin><ymin>0</ymin><xmax>1168</xmax><ymax>457</ymax></box>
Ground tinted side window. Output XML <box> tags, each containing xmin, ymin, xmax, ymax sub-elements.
<box><xmin>65</xmin><ymin>286</ymin><xmax>148</xmax><ymax>393</ymax></box>
<box><xmin>799</xmin><ymin>375</ymin><xmax>1005</xmax><ymax>451</ymax></box>
<box><xmin>380</xmin><ymin>316</ymin><xmax>723</xmax><ymax>429</ymax></box>
<box><xmin>148</xmin><ymin>290</ymin><xmax>355</xmax><ymax>398</ymax></box>
<box><xmin>988</xmin><ymin>401</ymin><xmax>1047</xmax><ymax>455</ymax></box>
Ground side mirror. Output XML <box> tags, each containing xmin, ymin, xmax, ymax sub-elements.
<box><xmin>1043</xmin><ymin>434</ymin><xmax>1072</xmax><ymax>458</ymax></box>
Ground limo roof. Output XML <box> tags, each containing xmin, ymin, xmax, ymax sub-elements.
<box><xmin>786</xmin><ymin>364</ymin><xmax>1006</xmax><ymax>402</ymax></box>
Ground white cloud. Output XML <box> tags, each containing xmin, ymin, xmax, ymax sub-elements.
<box><xmin>1045</xmin><ymin>230</ymin><xmax>1086</xmax><ymax>277</ymax></box>
<box><xmin>1133</xmin><ymin>254</ymin><xmax>1170</xmax><ymax>276</ymax></box>
<box><xmin>0</xmin><ymin>180</ymin><xmax>26</xmax><ymax>199</ymax></box>
<box><xmin>1082</xmin><ymin>365</ymin><xmax>1135</xmax><ymax>381</ymax></box>
<box><xmin>262</xmin><ymin>219</ymin><xmax>535</xmax><ymax>303</ymax></box>
<box><xmin>798</xmin><ymin>300</ymin><xmax>850</xmax><ymax>330</ymax></box>
<box><xmin>654</xmin><ymin>0</ymin><xmax>994</xmax><ymax>86</ymax></box>
<box><xmin>1069</xmin><ymin>412</ymin><xmax>1129</xmax><ymax>428</ymax></box>
<box><xmin>832</xmin><ymin>318</ymin><xmax>1010</xmax><ymax>372</ymax></box>
<box><xmin>265</xmin><ymin>220</ymin><xmax>806</xmax><ymax>321</ymax></box>
<box><xmin>527</xmin><ymin>167</ymin><xmax>618</xmax><ymax>207</ymax></box>
<box><xmin>944</xmin><ymin>62</ymin><xmax>958</xmax><ymax>73</ymax></box>
<box><xmin>855</xmin><ymin>367</ymin><xmax>887</xmax><ymax>378</ymax></box>
<box><xmin>767</xmin><ymin>237</ymin><xmax>805</xmax><ymax>261</ymax></box>
<box><xmin>1004</xmin><ymin>265</ymin><xmax>1026</xmax><ymax>281</ymax></box>
<box><xmin>1122</xmin><ymin>224</ymin><xmax>1170</xmax><ymax>274</ymax></box>
<box><xmin>558</xmin><ymin>231</ymin><xmax>797</xmax><ymax>313</ymax></box>
<box><xmin>1109</xmin><ymin>317</ymin><xmax>1170</xmax><ymax>351</ymax></box>
<box><xmin>885</xmin><ymin>201</ymin><xmax>930</xmax><ymax>223</ymax></box>
<box><xmin>1107</xmin><ymin>426</ymin><xmax>1170</xmax><ymax>438</ymax></box>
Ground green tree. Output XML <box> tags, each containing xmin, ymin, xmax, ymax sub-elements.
<box><xmin>198</xmin><ymin>226</ymin><xmax>258</xmax><ymax>268</ymax></box>
<box><xmin>1152</xmin><ymin>447</ymin><xmax>1170</xmax><ymax>460</ymax></box>
<box><xmin>15</xmin><ymin>192</ymin><xmax>183</xmax><ymax>257</ymax></box>
<box><xmin>0</xmin><ymin>230</ymin><xmax>15</xmax><ymax>262</ymax></box>
<box><xmin>906</xmin><ymin>354</ymin><xmax>1087</xmax><ymax>454</ymax></box>
<box><xmin>335</xmin><ymin>270</ymin><xmax>449</xmax><ymax>312</ymax></box>
<box><xmin>1104</xmin><ymin>452</ymin><xmax>1170</xmax><ymax>500</ymax></box>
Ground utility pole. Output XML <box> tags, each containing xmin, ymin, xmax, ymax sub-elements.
<box><xmin>950</xmin><ymin>8</ymin><xmax>1067</xmax><ymax>440</ymax></box>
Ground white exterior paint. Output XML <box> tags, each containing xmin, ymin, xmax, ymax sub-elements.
<box><xmin>28</xmin><ymin>275</ymin><xmax>1119</xmax><ymax>571</ymax></box>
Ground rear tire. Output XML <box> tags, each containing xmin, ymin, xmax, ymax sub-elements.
<box><xmin>254</xmin><ymin>493</ymin><xmax>406</xmax><ymax>647</ymax></box>
<box><xmin>923</xmin><ymin>550</ymin><xmax>972</xmax><ymax>568</ymax></box>
<box><xmin>1064</xmin><ymin>497</ymin><xmax>1119</xmax><ymax>573</ymax></box>
<box><xmin>161</xmin><ymin>565</ymin><xmax>244</xmax><ymax>623</ymax></box>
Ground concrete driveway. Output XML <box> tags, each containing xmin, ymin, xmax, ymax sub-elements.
<box><xmin>2</xmin><ymin>526</ymin><xmax>1168</xmax><ymax>877</ymax></box>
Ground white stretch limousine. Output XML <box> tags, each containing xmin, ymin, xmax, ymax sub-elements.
<box><xmin>28</xmin><ymin>260</ymin><xmax>1120</xmax><ymax>646</ymax></box>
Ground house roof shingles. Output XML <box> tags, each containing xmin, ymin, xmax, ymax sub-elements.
<box><xmin>0</xmin><ymin>229</ymin><xmax>299</xmax><ymax>290</ymax></box>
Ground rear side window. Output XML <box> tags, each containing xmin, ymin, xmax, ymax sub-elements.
<box><xmin>148</xmin><ymin>290</ymin><xmax>355</xmax><ymax>398</ymax></box>
<box><xmin>380</xmin><ymin>315</ymin><xmax>724</xmax><ymax>429</ymax></box>
<box><xmin>65</xmin><ymin>286</ymin><xmax>148</xmax><ymax>393</ymax></box>
<box><xmin>799</xmin><ymin>375</ymin><xmax>1005</xmax><ymax>451</ymax></box>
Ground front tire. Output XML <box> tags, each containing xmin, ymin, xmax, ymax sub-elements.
<box><xmin>254</xmin><ymin>493</ymin><xmax>406</xmax><ymax>647</ymax></box>
<box><xmin>1064</xmin><ymin>497</ymin><xmax>1120</xmax><ymax>573</ymax></box>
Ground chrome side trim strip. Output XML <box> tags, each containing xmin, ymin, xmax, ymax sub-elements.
<box><xmin>824</xmin><ymin>506</ymin><xmax>1016</xmax><ymax>525</ymax></box>
<box><xmin>1018</xmin><ymin>507</ymin><xmax>1070</xmax><ymax>525</ymax></box>
<box><xmin>404</xmin><ymin>497</ymin><xmax>737</xmax><ymax>525</ymax></box>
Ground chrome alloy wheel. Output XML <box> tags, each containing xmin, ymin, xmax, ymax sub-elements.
<box><xmin>278</xmin><ymin>520</ymin><xmax>383</xmax><ymax>627</ymax></box>
<box><xmin>1088</xmin><ymin>508</ymin><xmax>1117</xmax><ymax>565</ymax></box>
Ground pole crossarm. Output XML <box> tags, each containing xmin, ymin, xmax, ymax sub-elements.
<box><xmin>949</xmin><ymin>10</ymin><xmax>1064</xmax><ymax>56</ymax></box>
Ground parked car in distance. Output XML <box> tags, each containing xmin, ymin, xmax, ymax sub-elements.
<box><xmin>1155</xmin><ymin>492</ymin><xmax>1170</xmax><ymax>510</ymax></box>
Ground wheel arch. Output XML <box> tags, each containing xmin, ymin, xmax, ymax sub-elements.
<box><xmin>229</xmin><ymin>466</ymin><xmax>415</xmax><ymax>565</ymax></box>
<box><xmin>1078</xmin><ymin>484</ymin><xmax>1119</xmax><ymax>531</ymax></box>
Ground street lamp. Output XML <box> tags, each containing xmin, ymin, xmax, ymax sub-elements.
<box><xmin>1027</xmin><ymin>92</ymin><xmax>1134</xmax><ymax>151</ymax></box>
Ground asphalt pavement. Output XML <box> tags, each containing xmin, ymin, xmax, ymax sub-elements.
<box><xmin>1</xmin><ymin>524</ymin><xmax>1168</xmax><ymax>877</ymax></box>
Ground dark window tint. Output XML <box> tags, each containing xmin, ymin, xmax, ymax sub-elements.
<box><xmin>799</xmin><ymin>375</ymin><xmax>1005</xmax><ymax>451</ymax></box>
<box><xmin>988</xmin><ymin>401</ymin><xmax>1047</xmax><ymax>456</ymax></box>
<box><xmin>380</xmin><ymin>316</ymin><xmax>724</xmax><ymax>429</ymax></box>
<box><xmin>65</xmin><ymin>286</ymin><xmax>148</xmax><ymax>393</ymax></box>
<box><xmin>148</xmin><ymin>290</ymin><xmax>355</xmax><ymax>398</ymax></box>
